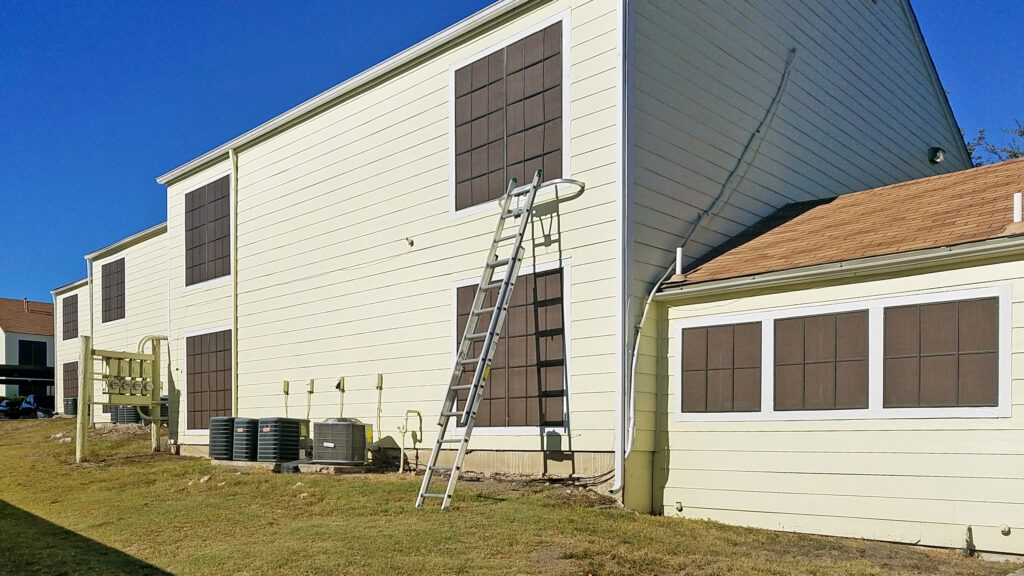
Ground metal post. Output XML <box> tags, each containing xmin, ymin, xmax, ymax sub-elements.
<box><xmin>150</xmin><ymin>340</ymin><xmax>161</xmax><ymax>453</ymax></box>
<box><xmin>337</xmin><ymin>377</ymin><xmax>345</xmax><ymax>418</ymax></box>
<box><xmin>376</xmin><ymin>373</ymin><xmax>383</xmax><ymax>443</ymax></box>
<box><xmin>76</xmin><ymin>336</ymin><xmax>92</xmax><ymax>463</ymax></box>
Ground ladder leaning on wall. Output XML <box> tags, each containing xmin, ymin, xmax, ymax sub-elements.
<box><xmin>415</xmin><ymin>170</ymin><xmax>584</xmax><ymax>510</ymax></box>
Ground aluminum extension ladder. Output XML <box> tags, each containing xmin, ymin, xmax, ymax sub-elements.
<box><xmin>415</xmin><ymin>170</ymin><xmax>545</xmax><ymax>510</ymax></box>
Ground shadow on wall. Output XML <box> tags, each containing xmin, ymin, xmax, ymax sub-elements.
<box><xmin>0</xmin><ymin>499</ymin><xmax>171</xmax><ymax>575</ymax></box>
<box><xmin>165</xmin><ymin>372</ymin><xmax>179</xmax><ymax>446</ymax></box>
<box><xmin>529</xmin><ymin>182</ymin><xmax>573</xmax><ymax>475</ymax></box>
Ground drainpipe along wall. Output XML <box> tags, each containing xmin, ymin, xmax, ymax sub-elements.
<box><xmin>85</xmin><ymin>256</ymin><xmax>95</xmax><ymax>427</ymax></box>
<box><xmin>230</xmin><ymin>148</ymin><xmax>239</xmax><ymax>417</ymax></box>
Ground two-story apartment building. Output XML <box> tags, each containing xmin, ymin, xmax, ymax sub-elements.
<box><xmin>53</xmin><ymin>223</ymin><xmax>167</xmax><ymax>423</ymax></box>
<box><xmin>55</xmin><ymin>0</ymin><xmax>1009</xmax><ymax>554</ymax></box>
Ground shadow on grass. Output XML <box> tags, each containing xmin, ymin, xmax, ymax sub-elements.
<box><xmin>0</xmin><ymin>499</ymin><xmax>170</xmax><ymax>575</ymax></box>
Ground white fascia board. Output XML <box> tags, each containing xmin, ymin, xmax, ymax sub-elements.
<box><xmin>52</xmin><ymin>278</ymin><xmax>88</xmax><ymax>296</ymax></box>
<box><xmin>84</xmin><ymin>222</ymin><xmax>168</xmax><ymax>261</ymax></box>
<box><xmin>655</xmin><ymin>236</ymin><xmax>1024</xmax><ymax>302</ymax></box>
<box><xmin>155</xmin><ymin>0</ymin><xmax>528</xmax><ymax>186</ymax></box>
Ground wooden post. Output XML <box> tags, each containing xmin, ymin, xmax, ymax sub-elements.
<box><xmin>150</xmin><ymin>340</ymin><xmax>161</xmax><ymax>453</ymax></box>
<box><xmin>76</xmin><ymin>336</ymin><xmax>92</xmax><ymax>463</ymax></box>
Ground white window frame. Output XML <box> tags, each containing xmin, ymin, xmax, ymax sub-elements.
<box><xmin>450</xmin><ymin>258</ymin><xmax>572</xmax><ymax>436</ymax></box>
<box><xmin>181</xmin><ymin>170</ymin><xmax>233</xmax><ymax>292</ymax></box>
<box><xmin>182</xmin><ymin>324</ymin><xmax>233</xmax><ymax>436</ymax></box>
<box><xmin>448</xmin><ymin>10</ymin><xmax>572</xmax><ymax>220</ymax></box>
<box><xmin>95</xmin><ymin>254</ymin><xmax>127</xmax><ymax>327</ymax></box>
<box><xmin>672</xmin><ymin>285</ymin><xmax>1012</xmax><ymax>422</ymax></box>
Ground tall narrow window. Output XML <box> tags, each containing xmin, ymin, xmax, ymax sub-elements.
<box><xmin>774</xmin><ymin>311</ymin><xmax>869</xmax><ymax>410</ymax></box>
<box><xmin>884</xmin><ymin>298</ymin><xmax>998</xmax><ymax>407</ymax></box>
<box><xmin>63</xmin><ymin>361</ymin><xmax>79</xmax><ymax>398</ymax></box>
<box><xmin>101</xmin><ymin>258</ymin><xmax>125</xmax><ymax>322</ymax></box>
<box><xmin>454</xmin><ymin>22</ymin><xmax>562</xmax><ymax>210</ymax></box>
<box><xmin>680</xmin><ymin>322</ymin><xmax>761</xmax><ymax>413</ymax></box>
<box><xmin>62</xmin><ymin>294</ymin><xmax>78</xmax><ymax>340</ymax></box>
<box><xmin>187</xmin><ymin>330</ymin><xmax>232</xmax><ymax>430</ymax></box>
<box><xmin>185</xmin><ymin>175</ymin><xmax>231</xmax><ymax>286</ymax></box>
<box><xmin>455</xmin><ymin>268</ymin><xmax>565</xmax><ymax>427</ymax></box>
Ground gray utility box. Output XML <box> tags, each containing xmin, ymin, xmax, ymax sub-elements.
<box><xmin>312</xmin><ymin>418</ymin><xmax>367</xmax><ymax>465</ymax></box>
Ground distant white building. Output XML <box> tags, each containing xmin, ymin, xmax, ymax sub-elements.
<box><xmin>0</xmin><ymin>297</ymin><xmax>54</xmax><ymax>401</ymax></box>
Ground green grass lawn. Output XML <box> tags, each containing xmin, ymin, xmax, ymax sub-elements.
<box><xmin>0</xmin><ymin>418</ymin><xmax>1019</xmax><ymax>576</ymax></box>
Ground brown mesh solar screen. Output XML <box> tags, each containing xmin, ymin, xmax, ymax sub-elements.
<box><xmin>774</xmin><ymin>311</ymin><xmax>869</xmax><ymax>410</ymax></box>
<box><xmin>185</xmin><ymin>175</ymin><xmax>231</xmax><ymax>286</ymax></box>
<box><xmin>62</xmin><ymin>361</ymin><xmax>78</xmax><ymax>398</ymax></box>
<box><xmin>454</xmin><ymin>22</ymin><xmax>562</xmax><ymax>210</ymax></box>
<box><xmin>455</xmin><ymin>268</ymin><xmax>565</xmax><ymax>427</ymax></box>
<box><xmin>681</xmin><ymin>322</ymin><xmax>761</xmax><ymax>412</ymax></box>
<box><xmin>101</xmin><ymin>258</ymin><xmax>125</xmax><ymax>323</ymax></box>
<box><xmin>884</xmin><ymin>298</ymin><xmax>998</xmax><ymax>408</ymax></box>
<box><xmin>186</xmin><ymin>330</ymin><xmax>232</xmax><ymax>430</ymax></box>
<box><xmin>62</xmin><ymin>294</ymin><xmax>78</xmax><ymax>340</ymax></box>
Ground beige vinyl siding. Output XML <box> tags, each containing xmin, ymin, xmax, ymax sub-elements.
<box><xmin>166</xmin><ymin>161</ymin><xmax>234</xmax><ymax>441</ymax></box>
<box><xmin>89</xmin><ymin>232</ymin><xmax>168</xmax><ymax>422</ymax></box>
<box><xmin>223</xmin><ymin>0</ymin><xmax>620</xmax><ymax>453</ymax></box>
<box><xmin>658</xmin><ymin>259</ymin><xmax>1024</xmax><ymax>554</ymax></box>
<box><xmin>627</xmin><ymin>0</ymin><xmax>970</xmax><ymax>457</ymax></box>
<box><xmin>53</xmin><ymin>284</ymin><xmax>89</xmax><ymax>411</ymax></box>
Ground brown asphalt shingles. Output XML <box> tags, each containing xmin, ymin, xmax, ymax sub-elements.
<box><xmin>664</xmin><ymin>158</ymin><xmax>1024</xmax><ymax>289</ymax></box>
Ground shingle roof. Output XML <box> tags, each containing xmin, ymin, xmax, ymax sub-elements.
<box><xmin>663</xmin><ymin>158</ymin><xmax>1024</xmax><ymax>290</ymax></box>
<box><xmin>0</xmin><ymin>298</ymin><xmax>53</xmax><ymax>336</ymax></box>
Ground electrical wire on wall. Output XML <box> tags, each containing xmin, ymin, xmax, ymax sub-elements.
<box><xmin>619</xmin><ymin>47</ymin><xmax>799</xmax><ymax>474</ymax></box>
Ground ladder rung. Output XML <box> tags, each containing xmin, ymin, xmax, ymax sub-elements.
<box><xmin>439</xmin><ymin>437</ymin><xmax>464</xmax><ymax>444</ymax></box>
<box><xmin>509</xmin><ymin>183</ymin><xmax>534</xmax><ymax>196</ymax></box>
<box><xmin>473</xmin><ymin>306</ymin><xmax>496</xmax><ymax>316</ymax></box>
<box><xmin>430</xmin><ymin>465</ymin><xmax>454</xmax><ymax>472</ymax></box>
<box><xmin>496</xmin><ymin>234</ymin><xmax>518</xmax><ymax>242</ymax></box>
<box><xmin>441</xmin><ymin>410</ymin><xmax>464</xmax><ymax>418</ymax></box>
<box><xmin>422</xmin><ymin>493</ymin><xmax>448</xmax><ymax>499</ymax></box>
<box><xmin>465</xmin><ymin>332</ymin><xmax>487</xmax><ymax>342</ymax></box>
<box><xmin>449</xmin><ymin>384</ymin><xmax>473</xmax><ymax>390</ymax></box>
<box><xmin>480</xmin><ymin>281</ymin><xmax>503</xmax><ymax>291</ymax></box>
<box><xmin>458</xmin><ymin>357</ymin><xmax>480</xmax><ymax>366</ymax></box>
<box><xmin>488</xmin><ymin>257</ymin><xmax>511</xmax><ymax>268</ymax></box>
<box><xmin>501</xmin><ymin>209</ymin><xmax>525</xmax><ymax>219</ymax></box>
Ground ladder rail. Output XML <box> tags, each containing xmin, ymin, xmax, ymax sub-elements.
<box><xmin>460</xmin><ymin>174</ymin><xmax>541</xmax><ymax>426</ymax></box>
<box><xmin>418</xmin><ymin>170</ymin><xmax>584</xmax><ymax>510</ymax></box>
<box><xmin>437</xmin><ymin>179</ymin><xmax>520</xmax><ymax>427</ymax></box>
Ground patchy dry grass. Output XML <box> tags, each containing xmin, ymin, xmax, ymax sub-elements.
<box><xmin>0</xmin><ymin>418</ymin><xmax>1019</xmax><ymax>575</ymax></box>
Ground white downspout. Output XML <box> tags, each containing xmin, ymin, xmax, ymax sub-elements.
<box><xmin>85</xmin><ymin>256</ymin><xmax>95</xmax><ymax>428</ymax></box>
<box><xmin>610</xmin><ymin>0</ymin><xmax>633</xmax><ymax>496</ymax></box>
<box><xmin>229</xmin><ymin>148</ymin><xmax>239</xmax><ymax>417</ymax></box>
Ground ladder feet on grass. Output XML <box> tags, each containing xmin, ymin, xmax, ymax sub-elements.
<box><xmin>415</xmin><ymin>170</ymin><xmax>584</xmax><ymax>510</ymax></box>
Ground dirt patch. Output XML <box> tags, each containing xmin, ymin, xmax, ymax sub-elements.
<box><xmin>458</xmin><ymin>475</ymin><xmax>619</xmax><ymax>507</ymax></box>
<box><xmin>92</xmin><ymin>423</ymin><xmax>151</xmax><ymax>440</ymax></box>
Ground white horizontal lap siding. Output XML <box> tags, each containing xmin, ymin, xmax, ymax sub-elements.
<box><xmin>89</xmin><ymin>232</ymin><xmax>168</xmax><ymax>423</ymax></box>
<box><xmin>628</xmin><ymin>0</ymin><xmax>970</xmax><ymax>454</ymax></box>
<box><xmin>229</xmin><ymin>0</ymin><xmax>620</xmax><ymax>453</ymax></box>
<box><xmin>660</xmin><ymin>259</ymin><xmax>1024</xmax><ymax>554</ymax></box>
<box><xmin>53</xmin><ymin>285</ymin><xmax>89</xmax><ymax>410</ymax></box>
<box><xmin>166</xmin><ymin>162</ymin><xmax>234</xmax><ymax>439</ymax></box>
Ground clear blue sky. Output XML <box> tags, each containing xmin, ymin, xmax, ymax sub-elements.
<box><xmin>1</xmin><ymin>1</ymin><xmax>1021</xmax><ymax>303</ymax></box>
